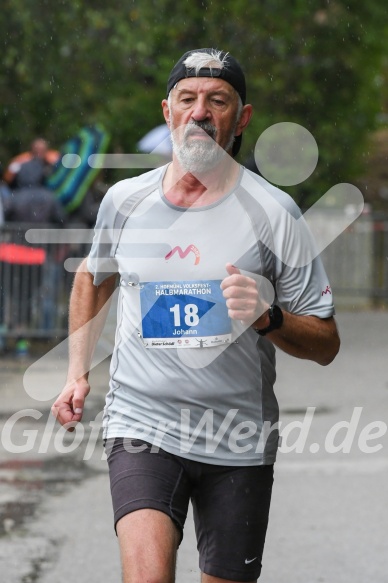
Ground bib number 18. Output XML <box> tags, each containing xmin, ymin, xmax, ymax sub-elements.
<box><xmin>170</xmin><ymin>303</ymin><xmax>199</xmax><ymax>327</ymax></box>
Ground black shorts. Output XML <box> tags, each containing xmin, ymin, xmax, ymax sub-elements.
<box><xmin>105</xmin><ymin>438</ymin><xmax>274</xmax><ymax>582</ymax></box>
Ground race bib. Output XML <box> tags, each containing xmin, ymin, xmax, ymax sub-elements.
<box><xmin>140</xmin><ymin>280</ymin><xmax>231</xmax><ymax>348</ymax></box>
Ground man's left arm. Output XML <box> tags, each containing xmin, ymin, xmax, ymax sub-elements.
<box><xmin>253</xmin><ymin>310</ymin><xmax>340</xmax><ymax>366</ymax></box>
<box><xmin>221</xmin><ymin>263</ymin><xmax>340</xmax><ymax>366</ymax></box>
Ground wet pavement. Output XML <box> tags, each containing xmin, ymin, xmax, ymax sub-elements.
<box><xmin>0</xmin><ymin>355</ymin><xmax>111</xmax><ymax>583</ymax></box>
<box><xmin>0</xmin><ymin>309</ymin><xmax>387</xmax><ymax>582</ymax></box>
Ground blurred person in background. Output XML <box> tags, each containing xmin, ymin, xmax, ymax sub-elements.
<box><xmin>3</xmin><ymin>138</ymin><xmax>60</xmax><ymax>189</ymax></box>
<box><xmin>1</xmin><ymin>154</ymin><xmax>66</xmax><ymax>353</ymax></box>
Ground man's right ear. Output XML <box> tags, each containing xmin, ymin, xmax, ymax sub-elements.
<box><xmin>161</xmin><ymin>99</ymin><xmax>171</xmax><ymax>127</ymax></box>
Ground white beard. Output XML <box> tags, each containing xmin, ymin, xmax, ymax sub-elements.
<box><xmin>170</xmin><ymin>120</ymin><xmax>236</xmax><ymax>174</ymax></box>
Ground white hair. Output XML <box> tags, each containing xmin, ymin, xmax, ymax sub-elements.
<box><xmin>168</xmin><ymin>50</ymin><xmax>243</xmax><ymax>112</ymax></box>
<box><xmin>182</xmin><ymin>49</ymin><xmax>229</xmax><ymax>75</ymax></box>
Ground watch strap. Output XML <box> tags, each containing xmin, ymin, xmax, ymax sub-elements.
<box><xmin>255</xmin><ymin>304</ymin><xmax>283</xmax><ymax>336</ymax></box>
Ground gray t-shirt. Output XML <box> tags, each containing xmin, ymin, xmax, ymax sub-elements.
<box><xmin>88</xmin><ymin>165</ymin><xmax>335</xmax><ymax>466</ymax></box>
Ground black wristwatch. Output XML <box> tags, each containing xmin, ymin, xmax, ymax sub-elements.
<box><xmin>255</xmin><ymin>304</ymin><xmax>283</xmax><ymax>336</ymax></box>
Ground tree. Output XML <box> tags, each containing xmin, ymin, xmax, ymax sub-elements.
<box><xmin>1</xmin><ymin>0</ymin><xmax>387</xmax><ymax>206</ymax></box>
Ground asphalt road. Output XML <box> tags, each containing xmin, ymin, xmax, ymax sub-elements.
<box><xmin>0</xmin><ymin>310</ymin><xmax>387</xmax><ymax>582</ymax></box>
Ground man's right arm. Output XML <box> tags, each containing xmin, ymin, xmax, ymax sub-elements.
<box><xmin>51</xmin><ymin>258</ymin><xmax>117</xmax><ymax>429</ymax></box>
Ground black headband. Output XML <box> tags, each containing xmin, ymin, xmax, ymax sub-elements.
<box><xmin>166</xmin><ymin>48</ymin><xmax>246</xmax><ymax>157</ymax></box>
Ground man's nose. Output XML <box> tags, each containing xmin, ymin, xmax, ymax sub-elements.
<box><xmin>191</xmin><ymin>98</ymin><xmax>210</xmax><ymax>122</ymax></box>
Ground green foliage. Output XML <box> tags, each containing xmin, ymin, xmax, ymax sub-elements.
<box><xmin>1</xmin><ymin>0</ymin><xmax>387</xmax><ymax>205</ymax></box>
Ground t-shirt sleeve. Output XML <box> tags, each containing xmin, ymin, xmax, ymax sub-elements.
<box><xmin>87</xmin><ymin>187</ymin><xmax>119</xmax><ymax>286</ymax></box>
<box><xmin>272</xmin><ymin>201</ymin><xmax>335</xmax><ymax>318</ymax></box>
<box><xmin>275</xmin><ymin>256</ymin><xmax>335</xmax><ymax>318</ymax></box>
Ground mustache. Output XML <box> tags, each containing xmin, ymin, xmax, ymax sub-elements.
<box><xmin>184</xmin><ymin>120</ymin><xmax>217</xmax><ymax>140</ymax></box>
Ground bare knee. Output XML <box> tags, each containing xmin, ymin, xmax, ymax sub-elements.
<box><xmin>117</xmin><ymin>509</ymin><xmax>179</xmax><ymax>583</ymax></box>
<box><xmin>125</xmin><ymin>576</ymin><xmax>174</xmax><ymax>583</ymax></box>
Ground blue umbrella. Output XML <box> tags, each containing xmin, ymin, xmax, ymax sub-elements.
<box><xmin>137</xmin><ymin>124</ymin><xmax>172</xmax><ymax>156</ymax></box>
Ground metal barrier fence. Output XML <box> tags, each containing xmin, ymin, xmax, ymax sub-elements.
<box><xmin>0</xmin><ymin>214</ymin><xmax>387</xmax><ymax>342</ymax></box>
<box><xmin>319</xmin><ymin>212</ymin><xmax>388</xmax><ymax>306</ymax></box>
<box><xmin>0</xmin><ymin>223</ymin><xmax>91</xmax><ymax>341</ymax></box>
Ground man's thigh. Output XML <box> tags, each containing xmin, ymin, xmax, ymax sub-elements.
<box><xmin>192</xmin><ymin>463</ymin><xmax>274</xmax><ymax>583</ymax></box>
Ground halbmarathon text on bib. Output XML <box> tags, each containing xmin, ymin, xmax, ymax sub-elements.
<box><xmin>140</xmin><ymin>280</ymin><xmax>232</xmax><ymax>348</ymax></box>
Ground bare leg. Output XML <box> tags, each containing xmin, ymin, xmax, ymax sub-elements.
<box><xmin>117</xmin><ymin>508</ymin><xmax>180</xmax><ymax>583</ymax></box>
